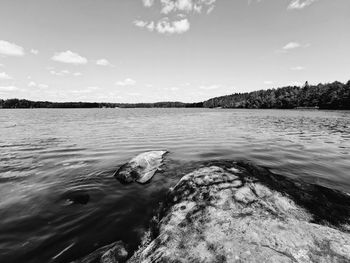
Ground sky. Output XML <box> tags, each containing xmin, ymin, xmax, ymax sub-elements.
<box><xmin>0</xmin><ymin>0</ymin><xmax>349</xmax><ymax>103</ymax></box>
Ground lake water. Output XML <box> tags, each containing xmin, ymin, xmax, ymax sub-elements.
<box><xmin>0</xmin><ymin>108</ymin><xmax>349</xmax><ymax>262</ymax></box>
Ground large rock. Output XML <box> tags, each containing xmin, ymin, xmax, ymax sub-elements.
<box><xmin>128</xmin><ymin>162</ymin><xmax>350</xmax><ymax>263</ymax></box>
<box><xmin>114</xmin><ymin>151</ymin><xmax>167</xmax><ymax>184</ymax></box>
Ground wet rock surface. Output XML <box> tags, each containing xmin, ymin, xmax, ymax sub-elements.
<box><xmin>128</xmin><ymin>161</ymin><xmax>350</xmax><ymax>263</ymax></box>
<box><xmin>114</xmin><ymin>151</ymin><xmax>167</xmax><ymax>184</ymax></box>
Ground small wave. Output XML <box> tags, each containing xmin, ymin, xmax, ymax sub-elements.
<box><xmin>0</xmin><ymin>171</ymin><xmax>31</xmax><ymax>182</ymax></box>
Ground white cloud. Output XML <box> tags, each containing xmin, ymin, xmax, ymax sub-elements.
<box><xmin>30</xmin><ymin>49</ymin><xmax>39</xmax><ymax>55</ymax></box>
<box><xmin>50</xmin><ymin>69</ymin><xmax>84</xmax><ymax>77</ymax></box>
<box><xmin>28</xmin><ymin>81</ymin><xmax>48</xmax><ymax>88</ymax></box>
<box><xmin>96</xmin><ymin>58</ymin><xmax>113</xmax><ymax>67</ymax></box>
<box><xmin>288</xmin><ymin>0</ymin><xmax>318</xmax><ymax>10</ymax></box>
<box><xmin>156</xmin><ymin>18</ymin><xmax>190</xmax><ymax>34</ymax></box>
<box><xmin>291</xmin><ymin>66</ymin><xmax>305</xmax><ymax>70</ymax></box>
<box><xmin>0</xmin><ymin>64</ymin><xmax>4</xmax><ymax>67</ymax></box>
<box><xmin>0</xmin><ymin>86</ymin><xmax>18</xmax><ymax>91</ymax></box>
<box><xmin>278</xmin><ymin>42</ymin><xmax>310</xmax><ymax>53</ymax></box>
<box><xmin>0</xmin><ymin>40</ymin><xmax>25</xmax><ymax>56</ymax></box>
<box><xmin>136</xmin><ymin>0</ymin><xmax>216</xmax><ymax>34</ymax></box>
<box><xmin>142</xmin><ymin>0</ymin><xmax>155</xmax><ymax>7</ymax></box>
<box><xmin>116</xmin><ymin>78</ymin><xmax>136</xmax><ymax>86</ymax></box>
<box><xmin>146</xmin><ymin>21</ymin><xmax>155</xmax><ymax>31</ymax></box>
<box><xmin>0</xmin><ymin>72</ymin><xmax>12</xmax><ymax>80</ymax></box>
<box><xmin>161</xmin><ymin>1</ymin><xmax>176</xmax><ymax>14</ymax></box>
<box><xmin>134</xmin><ymin>20</ymin><xmax>155</xmax><ymax>32</ymax></box>
<box><xmin>158</xmin><ymin>0</ymin><xmax>217</xmax><ymax>14</ymax></box>
<box><xmin>134</xmin><ymin>20</ymin><xmax>148</xmax><ymax>28</ymax></box>
<box><xmin>51</xmin><ymin>50</ymin><xmax>88</xmax><ymax>64</ymax></box>
<box><xmin>282</xmin><ymin>42</ymin><xmax>301</xmax><ymax>50</ymax></box>
<box><xmin>264</xmin><ymin>81</ymin><xmax>274</xmax><ymax>85</ymax></box>
<box><xmin>50</xmin><ymin>69</ymin><xmax>69</xmax><ymax>76</ymax></box>
<box><xmin>207</xmin><ymin>5</ymin><xmax>215</xmax><ymax>14</ymax></box>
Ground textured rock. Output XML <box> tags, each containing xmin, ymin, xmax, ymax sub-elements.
<box><xmin>72</xmin><ymin>241</ymin><xmax>127</xmax><ymax>263</ymax></box>
<box><xmin>114</xmin><ymin>151</ymin><xmax>167</xmax><ymax>184</ymax></box>
<box><xmin>128</xmin><ymin>162</ymin><xmax>350</xmax><ymax>263</ymax></box>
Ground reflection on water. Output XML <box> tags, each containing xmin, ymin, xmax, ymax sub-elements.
<box><xmin>0</xmin><ymin>108</ymin><xmax>349</xmax><ymax>262</ymax></box>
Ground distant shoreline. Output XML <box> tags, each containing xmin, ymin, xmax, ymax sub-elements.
<box><xmin>1</xmin><ymin>80</ymin><xmax>349</xmax><ymax>110</ymax></box>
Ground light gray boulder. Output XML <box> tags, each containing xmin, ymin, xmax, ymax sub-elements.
<box><xmin>114</xmin><ymin>151</ymin><xmax>167</xmax><ymax>184</ymax></box>
<box><xmin>128</xmin><ymin>163</ymin><xmax>350</xmax><ymax>263</ymax></box>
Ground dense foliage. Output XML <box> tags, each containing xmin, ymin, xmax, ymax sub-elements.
<box><xmin>0</xmin><ymin>99</ymin><xmax>203</xmax><ymax>109</ymax></box>
<box><xmin>203</xmin><ymin>81</ymin><xmax>350</xmax><ymax>109</ymax></box>
<box><xmin>1</xmin><ymin>81</ymin><xmax>349</xmax><ymax>109</ymax></box>
<box><xmin>0</xmin><ymin>99</ymin><xmax>101</xmax><ymax>108</ymax></box>
<box><xmin>116</xmin><ymin>102</ymin><xmax>203</xmax><ymax>108</ymax></box>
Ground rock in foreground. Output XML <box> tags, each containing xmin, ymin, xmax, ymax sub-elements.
<box><xmin>129</xmin><ymin>163</ymin><xmax>350</xmax><ymax>263</ymax></box>
<box><xmin>114</xmin><ymin>151</ymin><xmax>167</xmax><ymax>184</ymax></box>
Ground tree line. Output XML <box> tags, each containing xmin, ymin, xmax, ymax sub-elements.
<box><xmin>0</xmin><ymin>99</ymin><xmax>203</xmax><ymax>109</ymax></box>
<box><xmin>1</xmin><ymin>80</ymin><xmax>349</xmax><ymax>109</ymax></box>
<box><xmin>203</xmin><ymin>81</ymin><xmax>350</xmax><ymax>110</ymax></box>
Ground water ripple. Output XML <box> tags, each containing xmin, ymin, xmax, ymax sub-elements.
<box><xmin>0</xmin><ymin>108</ymin><xmax>349</xmax><ymax>262</ymax></box>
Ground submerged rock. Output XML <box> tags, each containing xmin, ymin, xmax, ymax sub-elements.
<box><xmin>129</xmin><ymin>162</ymin><xmax>350</xmax><ymax>263</ymax></box>
<box><xmin>114</xmin><ymin>151</ymin><xmax>167</xmax><ymax>184</ymax></box>
<box><xmin>62</xmin><ymin>191</ymin><xmax>90</xmax><ymax>205</ymax></box>
<box><xmin>72</xmin><ymin>241</ymin><xmax>127</xmax><ymax>263</ymax></box>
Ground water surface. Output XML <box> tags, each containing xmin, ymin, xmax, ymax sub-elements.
<box><xmin>0</xmin><ymin>108</ymin><xmax>349</xmax><ymax>262</ymax></box>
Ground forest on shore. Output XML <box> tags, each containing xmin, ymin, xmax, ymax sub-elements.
<box><xmin>204</xmin><ymin>81</ymin><xmax>350</xmax><ymax>110</ymax></box>
<box><xmin>0</xmin><ymin>100</ymin><xmax>203</xmax><ymax>109</ymax></box>
<box><xmin>1</xmin><ymin>80</ymin><xmax>349</xmax><ymax>109</ymax></box>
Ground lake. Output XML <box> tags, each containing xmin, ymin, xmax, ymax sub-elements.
<box><xmin>0</xmin><ymin>108</ymin><xmax>349</xmax><ymax>263</ymax></box>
